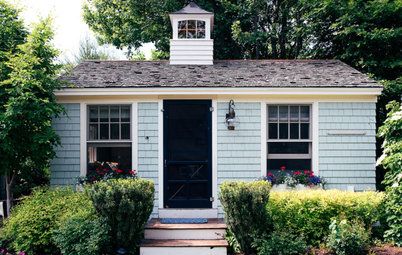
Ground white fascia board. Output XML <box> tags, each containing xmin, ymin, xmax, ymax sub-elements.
<box><xmin>55</xmin><ymin>87</ymin><xmax>383</xmax><ymax>96</ymax></box>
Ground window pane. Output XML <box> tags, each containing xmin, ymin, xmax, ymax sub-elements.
<box><xmin>268</xmin><ymin>142</ymin><xmax>309</xmax><ymax>154</ymax></box>
<box><xmin>268</xmin><ymin>123</ymin><xmax>278</xmax><ymax>139</ymax></box>
<box><xmin>121</xmin><ymin>106</ymin><xmax>130</xmax><ymax>122</ymax></box>
<box><xmin>301</xmin><ymin>123</ymin><xmax>310</xmax><ymax>139</ymax></box>
<box><xmin>290</xmin><ymin>123</ymin><xmax>299</xmax><ymax>139</ymax></box>
<box><xmin>121</xmin><ymin>123</ymin><xmax>130</xmax><ymax>139</ymax></box>
<box><xmin>100</xmin><ymin>106</ymin><xmax>109</xmax><ymax>122</ymax></box>
<box><xmin>197</xmin><ymin>29</ymin><xmax>205</xmax><ymax>38</ymax></box>
<box><xmin>267</xmin><ymin>159</ymin><xmax>311</xmax><ymax>171</ymax></box>
<box><xmin>89</xmin><ymin>124</ymin><xmax>98</xmax><ymax>140</ymax></box>
<box><xmin>279</xmin><ymin>106</ymin><xmax>288</xmax><ymax>121</ymax></box>
<box><xmin>187</xmin><ymin>20</ymin><xmax>196</xmax><ymax>29</ymax></box>
<box><xmin>290</xmin><ymin>106</ymin><xmax>299</xmax><ymax>122</ymax></box>
<box><xmin>300</xmin><ymin>106</ymin><xmax>310</xmax><ymax>122</ymax></box>
<box><xmin>178</xmin><ymin>20</ymin><xmax>186</xmax><ymax>30</ymax></box>
<box><xmin>178</xmin><ymin>29</ymin><xmax>186</xmax><ymax>38</ymax></box>
<box><xmin>268</xmin><ymin>106</ymin><xmax>278</xmax><ymax>122</ymax></box>
<box><xmin>187</xmin><ymin>30</ymin><xmax>196</xmax><ymax>38</ymax></box>
<box><xmin>111</xmin><ymin>124</ymin><xmax>119</xmax><ymax>139</ymax></box>
<box><xmin>87</xmin><ymin>145</ymin><xmax>132</xmax><ymax>171</ymax></box>
<box><xmin>100</xmin><ymin>124</ymin><xmax>109</xmax><ymax>139</ymax></box>
<box><xmin>279</xmin><ymin>123</ymin><xmax>288</xmax><ymax>139</ymax></box>
<box><xmin>110</xmin><ymin>106</ymin><xmax>119</xmax><ymax>122</ymax></box>
<box><xmin>197</xmin><ymin>20</ymin><xmax>205</xmax><ymax>29</ymax></box>
<box><xmin>89</xmin><ymin>106</ymin><xmax>98</xmax><ymax>122</ymax></box>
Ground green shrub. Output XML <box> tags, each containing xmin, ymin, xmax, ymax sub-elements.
<box><xmin>383</xmin><ymin>176</ymin><xmax>402</xmax><ymax>246</ymax></box>
<box><xmin>267</xmin><ymin>190</ymin><xmax>384</xmax><ymax>246</ymax></box>
<box><xmin>86</xmin><ymin>178</ymin><xmax>154</xmax><ymax>254</ymax></box>
<box><xmin>219</xmin><ymin>180</ymin><xmax>272</xmax><ymax>254</ymax></box>
<box><xmin>1</xmin><ymin>187</ymin><xmax>92</xmax><ymax>255</ymax></box>
<box><xmin>254</xmin><ymin>231</ymin><xmax>308</xmax><ymax>255</ymax></box>
<box><xmin>327</xmin><ymin>219</ymin><xmax>370</xmax><ymax>255</ymax></box>
<box><xmin>53</xmin><ymin>209</ymin><xmax>110</xmax><ymax>255</ymax></box>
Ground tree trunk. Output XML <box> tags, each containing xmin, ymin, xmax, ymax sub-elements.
<box><xmin>5</xmin><ymin>173</ymin><xmax>14</xmax><ymax>217</ymax></box>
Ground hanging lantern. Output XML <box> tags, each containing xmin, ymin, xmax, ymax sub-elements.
<box><xmin>225</xmin><ymin>100</ymin><xmax>240</xmax><ymax>130</ymax></box>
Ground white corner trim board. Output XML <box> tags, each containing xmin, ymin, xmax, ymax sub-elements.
<box><xmin>56</xmin><ymin>87</ymin><xmax>383</xmax><ymax>96</ymax></box>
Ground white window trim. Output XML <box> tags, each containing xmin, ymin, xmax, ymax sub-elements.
<box><xmin>79</xmin><ymin>101</ymin><xmax>139</xmax><ymax>177</ymax></box>
<box><xmin>261</xmin><ymin>101</ymin><xmax>319</xmax><ymax>175</ymax></box>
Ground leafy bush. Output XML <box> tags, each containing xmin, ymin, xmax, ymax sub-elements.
<box><xmin>254</xmin><ymin>231</ymin><xmax>307</xmax><ymax>255</ymax></box>
<box><xmin>53</xmin><ymin>210</ymin><xmax>110</xmax><ymax>255</ymax></box>
<box><xmin>86</xmin><ymin>178</ymin><xmax>154</xmax><ymax>254</ymax></box>
<box><xmin>327</xmin><ymin>219</ymin><xmax>370</xmax><ymax>255</ymax></box>
<box><xmin>267</xmin><ymin>190</ymin><xmax>384</xmax><ymax>246</ymax></box>
<box><xmin>1</xmin><ymin>187</ymin><xmax>92</xmax><ymax>255</ymax></box>
<box><xmin>377</xmin><ymin>101</ymin><xmax>402</xmax><ymax>246</ymax></box>
<box><xmin>219</xmin><ymin>180</ymin><xmax>272</xmax><ymax>254</ymax></box>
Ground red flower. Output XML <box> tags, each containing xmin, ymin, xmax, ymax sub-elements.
<box><xmin>128</xmin><ymin>170</ymin><xmax>136</xmax><ymax>175</ymax></box>
<box><xmin>116</xmin><ymin>169</ymin><xmax>124</xmax><ymax>173</ymax></box>
<box><xmin>294</xmin><ymin>171</ymin><xmax>301</xmax><ymax>175</ymax></box>
<box><xmin>280</xmin><ymin>166</ymin><xmax>286</xmax><ymax>171</ymax></box>
<box><xmin>267</xmin><ymin>172</ymin><xmax>274</xmax><ymax>177</ymax></box>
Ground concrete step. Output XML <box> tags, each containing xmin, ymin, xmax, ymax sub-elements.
<box><xmin>144</xmin><ymin>218</ymin><xmax>226</xmax><ymax>240</ymax></box>
<box><xmin>158</xmin><ymin>208</ymin><xmax>218</xmax><ymax>218</ymax></box>
<box><xmin>140</xmin><ymin>239</ymin><xmax>228</xmax><ymax>255</ymax></box>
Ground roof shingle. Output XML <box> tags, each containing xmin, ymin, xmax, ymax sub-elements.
<box><xmin>61</xmin><ymin>60</ymin><xmax>381</xmax><ymax>89</ymax></box>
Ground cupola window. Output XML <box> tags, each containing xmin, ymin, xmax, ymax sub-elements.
<box><xmin>178</xmin><ymin>20</ymin><xmax>206</xmax><ymax>39</ymax></box>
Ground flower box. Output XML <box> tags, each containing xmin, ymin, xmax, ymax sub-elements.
<box><xmin>271</xmin><ymin>183</ymin><xmax>323</xmax><ymax>191</ymax></box>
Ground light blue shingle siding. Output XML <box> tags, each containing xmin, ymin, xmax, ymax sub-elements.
<box><xmin>138</xmin><ymin>102</ymin><xmax>159</xmax><ymax>217</ymax></box>
<box><xmin>50</xmin><ymin>103</ymin><xmax>80</xmax><ymax>186</ymax></box>
<box><xmin>217</xmin><ymin>102</ymin><xmax>261</xmax><ymax>216</ymax></box>
<box><xmin>318</xmin><ymin>102</ymin><xmax>376</xmax><ymax>191</ymax></box>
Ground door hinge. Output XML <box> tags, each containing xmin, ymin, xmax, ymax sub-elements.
<box><xmin>210</xmin><ymin>197</ymin><xmax>214</xmax><ymax>202</ymax></box>
<box><xmin>209</xmin><ymin>107</ymin><xmax>214</xmax><ymax>112</ymax></box>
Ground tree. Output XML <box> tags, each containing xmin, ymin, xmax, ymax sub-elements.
<box><xmin>0</xmin><ymin>18</ymin><xmax>63</xmax><ymax>215</ymax></box>
<box><xmin>83</xmin><ymin>0</ymin><xmax>242</xmax><ymax>59</ymax></box>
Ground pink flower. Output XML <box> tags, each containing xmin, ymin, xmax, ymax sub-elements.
<box><xmin>116</xmin><ymin>169</ymin><xmax>124</xmax><ymax>174</ymax></box>
<box><xmin>267</xmin><ymin>172</ymin><xmax>274</xmax><ymax>177</ymax></box>
<box><xmin>280</xmin><ymin>166</ymin><xmax>286</xmax><ymax>171</ymax></box>
<box><xmin>294</xmin><ymin>171</ymin><xmax>301</xmax><ymax>176</ymax></box>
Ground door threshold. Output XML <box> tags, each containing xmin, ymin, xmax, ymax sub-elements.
<box><xmin>159</xmin><ymin>208</ymin><xmax>218</xmax><ymax>219</ymax></box>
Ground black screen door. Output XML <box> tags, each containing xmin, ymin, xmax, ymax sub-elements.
<box><xmin>164</xmin><ymin>100</ymin><xmax>212</xmax><ymax>208</ymax></box>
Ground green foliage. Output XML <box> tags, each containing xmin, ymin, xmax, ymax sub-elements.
<box><xmin>83</xmin><ymin>0</ymin><xmax>242</xmax><ymax>59</ymax></box>
<box><xmin>1</xmin><ymin>187</ymin><xmax>93</xmax><ymax>255</ymax></box>
<box><xmin>53</xmin><ymin>209</ymin><xmax>110</xmax><ymax>255</ymax></box>
<box><xmin>267</xmin><ymin>190</ymin><xmax>384</xmax><ymax>246</ymax></box>
<box><xmin>0</xmin><ymin>0</ymin><xmax>27</xmax><ymax>81</ymax></box>
<box><xmin>254</xmin><ymin>231</ymin><xmax>308</xmax><ymax>255</ymax></box>
<box><xmin>219</xmin><ymin>181</ymin><xmax>272</xmax><ymax>254</ymax></box>
<box><xmin>327</xmin><ymin>219</ymin><xmax>370</xmax><ymax>255</ymax></box>
<box><xmin>150</xmin><ymin>49</ymin><xmax>169</xmax><ymax>60</ymax></box>
<box><xmin>86</xmin><ymin>178</ymin><xmax>155</xmax><ymax>254</ymax></box>
<box><xmin>0</xmin><ymin>17</ymin><xmax>63</xmax><ymax>199</ymax></box>
<box><xmin>378</xmin><ymin>101</ymin><xmax>402</xmax><ymax>246</ymax></box>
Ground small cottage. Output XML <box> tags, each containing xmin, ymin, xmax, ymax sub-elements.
<box><xmin>53</xmin><ymin>2</ymin><xmax>382</xmax><ymax>221</ymax></box>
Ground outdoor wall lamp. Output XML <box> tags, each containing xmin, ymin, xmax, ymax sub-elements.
<box><xmin>225</xmin><ymin>100</ymin><xmax>240</xmax><ymax>130</ymax></box>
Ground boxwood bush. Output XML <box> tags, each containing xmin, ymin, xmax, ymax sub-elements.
<box><xmin>86</xmin><ymin>178</ymin><xmax>154</xmax><ymax>254</ymax></box>
<box><xmin>0</xmin><ymin>187</ymin><xmax>92</xmax><ymax>255</ymax></box>
<box><xmin>219</xmin><ymin>180</ymin><xmax>272</xmax><ymax>254</ymax></box>
<box><xmin>267</xmin><ymin>190</ymin><xmax>385</xmax><ymax>246</ymax></box>
<box><xmin>53</xmin><ymin>209</ymin><xmax>110</xmax><ymax>255</ymax></box>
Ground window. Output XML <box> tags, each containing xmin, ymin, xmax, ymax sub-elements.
<box><xmin>178</xmin><ymin>20</ymin><xmax>205</xmax><ymax>39</ymax></box>
<box><xmin>87</xmin><ymin>105</ymin><xmax>132</xmax><ymax>172</ymax></box>
<box><xmin>267</xmin><ymin>105</ymin><xmax>311</xmax><ymax>172</ymax></box>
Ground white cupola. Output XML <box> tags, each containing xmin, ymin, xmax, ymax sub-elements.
<box><xmin>169</xmin><ymin>1</ymin><xmax>214</xmax><ymax>65</ymax></box>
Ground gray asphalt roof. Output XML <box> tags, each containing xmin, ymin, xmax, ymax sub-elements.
<box><xmin>61</xmin><ymin>60</ymin><xmax>381</xmax><ymax>89</ymax></box>
<box><xmin>171</xmin><ymin>2</ymin><xmax>212</xmax><ymax>14</ymax></box>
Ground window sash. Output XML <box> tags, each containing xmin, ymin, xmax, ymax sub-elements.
<box><xmin>267</xmin><ymin>105</ymin><xmax>311</xmax><ymax>140</ymax></box>
<box><xmin>87</xmin><ymin>105</ymin><xmax>132</xmax><ymax>141</ymax></box>
<box><xmin>178</xmin><ymin>20</ymin><xmax>206</xmax><ymax>39</ymax></box>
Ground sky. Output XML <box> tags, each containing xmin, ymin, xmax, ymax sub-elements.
<box><xmin>8</xmin><ymin>0</ymin><xmax>154</xmax><ymax>61</ymax></box>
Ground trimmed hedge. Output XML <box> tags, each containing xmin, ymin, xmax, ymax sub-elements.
<box><xmin>267</xmin><ymin>190</ymin><xmax>385</xmax><ymax>246</ymax></box>
<box><xmin>1</xmin><ymin>187</ymin><xmax>93</xmax><ymax>255</ymax></box>
<box><xmin>86</xmin><ymin>178</ymin><xmax>155</xmax><ymax>254</ymax></box>
<box><xmin>219</xmin><ymin>180</ymin><xmax>272</xmax><ymax>254</ymax></box>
